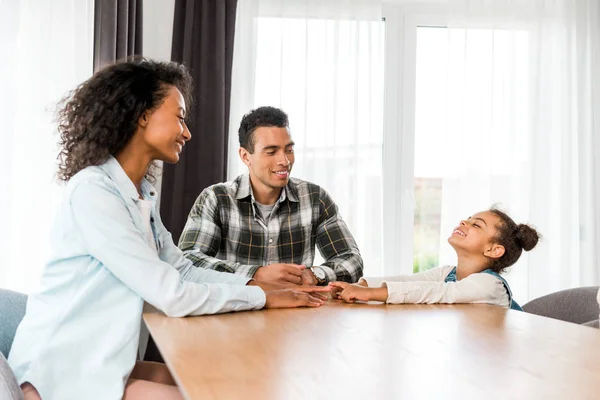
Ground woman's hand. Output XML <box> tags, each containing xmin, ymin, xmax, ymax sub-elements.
<box><xmin>263</xmin><ymin>287</ymin><xmax>331</xmax><ymax>308</ymax></box>
<box><xmin>248</xmin><ymin>280</ymin><xmax>330</xmax><ymax>302</ymax></box>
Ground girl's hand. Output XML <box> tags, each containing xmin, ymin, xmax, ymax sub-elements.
<box><xmin>329</xmin><ymin>282</ymin><xmax>388</xmax><ymax>303</ymax></box>
<box><xmin>329</xmin><ymin>281</ymin><xmax>362</xmax><ymax>299</ymax></box>
<box><xmin>329</xmin><ymin>281</ymin><xmax>347</xmax><ymax>299</ymax></box>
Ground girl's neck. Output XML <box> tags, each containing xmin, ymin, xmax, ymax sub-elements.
<box><xmin>455</xmin><ymin>254</ymin><xmax>488</xmax><ymax>280</ymax></box>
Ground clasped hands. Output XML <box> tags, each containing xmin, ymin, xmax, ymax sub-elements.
<box><xmin>251</xmin><ymin>264</ymin><xmax>389</xmax><ymax>307</ymax></box>
<box><xmin>328</xmin><ymin>280</ymin><xmax>388</xmax><ymax>303</ymax></box>
<box><xmin>250</xmin><ymin>263</ymin><xmax>328</xmax><ymax>308</ymax></box>
<box><xmin>253</xmin><ymin>263</ymin><xmax>319</xmax><ymax>286</ymax></box>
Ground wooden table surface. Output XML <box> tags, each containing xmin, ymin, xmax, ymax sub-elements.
<box><xmin>144</xmin><ymin>302</ymin><xmax>600</xmax><ymax>400</ymax></box>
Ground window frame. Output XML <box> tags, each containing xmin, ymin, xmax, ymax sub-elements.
<box><xmin>382</xmin><ymin>3</ymin><xmax>448</xmax><ymax>275</ymax></box>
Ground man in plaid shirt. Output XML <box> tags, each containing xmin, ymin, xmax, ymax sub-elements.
<box><xmin>179</xmin><ymin>106</ymin><xmax>363</xmax><ymax>286</ymax></box>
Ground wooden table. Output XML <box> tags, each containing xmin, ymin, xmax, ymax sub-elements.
<box><xmin>144</xmin><ymin>302</ymin><xmax>600</xmax><ymax>400</ymax></box>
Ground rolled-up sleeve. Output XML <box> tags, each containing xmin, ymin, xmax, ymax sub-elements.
<box><xmin>383</xmin><ymin>273</ymin><xmax>509</xmax><ymax>307</ymax></box>
<box><xmin>362</xmin><ymin>266</ymin><xmax>450</xmax><ymax>288</ymax></box>
<box><xmin>70</xmin><ymin>181</ymin><xmax>265</xmax><ymax>317</ymax></box>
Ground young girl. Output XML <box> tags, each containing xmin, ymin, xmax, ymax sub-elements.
<box><xmin>8</xmin><ymin>59</ymin><xmax>329</xmax><ymax>400</ymax></box>
<box><xmin>330</xmin><ymin>208</ymin><xmax>539</xmax><ymax>310</ymax></box>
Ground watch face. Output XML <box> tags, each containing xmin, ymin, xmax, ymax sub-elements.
<box><xmin>314</xmin><ymin>268</ymin><xmax>326</xmax><ymax>280</ymax></box>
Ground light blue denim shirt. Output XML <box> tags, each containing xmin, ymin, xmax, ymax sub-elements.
<box><xmin>8</xmin><ymin>156</ymin><xmax>266</xmax><ymax>399</ymax></box>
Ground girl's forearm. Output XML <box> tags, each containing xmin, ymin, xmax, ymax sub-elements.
<box><xmin>370</xmin><ymin>287</ymin><xmax>389</xmax><ymax>302</ymax></box>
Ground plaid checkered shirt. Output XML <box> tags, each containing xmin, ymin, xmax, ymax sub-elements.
<box><xmin>178</xmin><ymin>174</ymin><xmax>364</xmax><ymax>284</ymax></box>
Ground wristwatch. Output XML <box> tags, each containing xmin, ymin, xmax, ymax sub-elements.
<box><xmin>311</xmin><ymin>267</ymin><xmax>327</xmax><ymax>285</ymax></box>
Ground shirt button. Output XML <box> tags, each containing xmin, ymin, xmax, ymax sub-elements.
<box><xmin>269</xmin><ymin>238</ymin><xmax>273</xmax><ymax>244</ymax></box>
<box><xmin>150</xmin><ymin>192</ymin><xmax>155</xmax><ymax>196</ymax></box>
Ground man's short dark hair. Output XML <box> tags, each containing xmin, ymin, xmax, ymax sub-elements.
<box><xmin>238</xmin><ymin>106</ymin><xmax>289</xmax><ymax>153</ymax></box>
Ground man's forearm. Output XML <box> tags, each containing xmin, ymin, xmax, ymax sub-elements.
<box><xmin>321</xmin><ymin>252</ymin><xmax>364</xmax><ymax>284</ymax></box>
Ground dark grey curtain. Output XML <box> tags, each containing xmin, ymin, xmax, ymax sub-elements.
<box><xmin>160</xmin><ymin>0</ymin><xmax>238</xmax><ymax>244</ymax></box>
<box><xmin>94</xmin><ymin>0</ymin><xmax>143</xmax><ymax>71</ymax></box>
<box><xmin>144</xmin><ymin>0</ymin><xmax>238</xmax><ymax>363</ymax></box>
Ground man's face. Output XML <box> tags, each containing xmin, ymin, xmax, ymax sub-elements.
<box><xmin>239</xmin><ymin>126</ymin><xmax>295</xmax><ymax>196</ymax></box>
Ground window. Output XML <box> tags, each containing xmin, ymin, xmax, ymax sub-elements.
<box><xmin>235</xmin><ymin>15</ymin><xmax>386</xmax><ymax>275</ymax></box>
<box><xmin>412</xmin><ymin>26</ymin><xmax>530</xmax><ymax>272</ymax></box>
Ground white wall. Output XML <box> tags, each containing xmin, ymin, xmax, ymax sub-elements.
<box><xmin>143</xmin><ymin>0</ymin><xmax>175</xmax><ymax>61</ymax></box>
<box><xmin>143</xmin><ymin>0</ymin><xmax>176</xmax><ymax>204</ymax></box>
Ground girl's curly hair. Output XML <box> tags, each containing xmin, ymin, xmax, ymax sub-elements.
<box><xmin>56</xmin><ymin>57</ymin><xmax>193</xmax><ymax>181</ymax></box>
<box><xmin>487</xmin><ymin>207</ymin><xmax>540</xmax><ymax>274</ymax></box>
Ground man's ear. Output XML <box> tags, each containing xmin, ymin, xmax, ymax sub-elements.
<box><xmin>484</xmin><ymin>244</ymin><xmax>505</xmax><ymax>259</ymax></box>
<box><xmin>239</xmin><ymin>147</ymin><xmax>252</xmax><ymax>166</ymax></box>
<box><xmin>138</xmin><ymin>112</ymin><xmax>149</xmax><ymax>128</ymax></box>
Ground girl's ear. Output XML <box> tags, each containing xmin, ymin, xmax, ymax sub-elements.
<box><xmin>484</xmin><ymin>244</ymin><xmax>505</xmax><ymax>259</ymax></box>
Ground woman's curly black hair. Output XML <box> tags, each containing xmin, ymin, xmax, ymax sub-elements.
<box><xmin>56</xmin><ymin>57</ymin><xmax>193</xmax><ymax>182</ymax></box>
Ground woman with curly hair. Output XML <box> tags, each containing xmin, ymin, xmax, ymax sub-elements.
<box><xmin>8</xmin><ymin>58</ymin><xmax>329</xmax><ymax>400</ymax></box>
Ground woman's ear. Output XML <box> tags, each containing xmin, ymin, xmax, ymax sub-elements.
<box><xmin>138</xmin><ymin>112</ymin><xmax>149</xmax><ymax>128</ymax></box>
<box><xmin>484</xmin><ymin>244</ymin><xmax>505</xmax><ymax>259</ymax></box>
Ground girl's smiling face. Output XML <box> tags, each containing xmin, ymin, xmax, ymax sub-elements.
<box><xmin>448</xmin><ymin>211</ymin><xmax>504</xmax><ymax>258</ymax></box>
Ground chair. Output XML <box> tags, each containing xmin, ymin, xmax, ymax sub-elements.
<box><xmin>582</xmin><ymin>319</ymin><xmax>599</xmax><ymax>328</ymax></box>
<box><xmin>0</xmin><ymin>289</ymin><xmax>27</xmax><ymax>358</ymax></box>
<box><xmin>0</xmin><ymin>352</ymin><xmax>23</xmax><ymax>400</ymax></box>
<box><xmin>522</xmin><ymin>286</ymin><xmax>600</xmax><ymax>325</ymax></box>
<box><xmin>0</xmin><ymin>289</ymin><xmax>27</xmax><ymax>400</ymax></box>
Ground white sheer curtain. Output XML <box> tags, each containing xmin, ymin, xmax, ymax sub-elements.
<box><xmin>0</xmin><ymin>0</ymin><xmax>94</xmax><ymax>293</ymax></box>
<box><xmin>229</xmin><ymin>0</ymin><xmax>385</xmax><ymax>276</ymax></box>
<box><xmin>433</xmin><ymin>0</ymin><xmax>600</xmax><ymax>300</ymax></box>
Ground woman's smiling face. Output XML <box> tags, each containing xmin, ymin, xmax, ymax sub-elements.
<box><xmin>142</xmin><ymin>85</ymin><xmax>191</xmax><ymax>164</ymax></box>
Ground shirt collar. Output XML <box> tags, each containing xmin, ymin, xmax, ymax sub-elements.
<box><xmin>98</xmin><ymin>156</ymin><xmax>157</xmax><ymax>203</ymax></box>
<box><xmin>235</xmin><ymin>174</ymin><xmax>299</xmax><ymax>204</ymax></box>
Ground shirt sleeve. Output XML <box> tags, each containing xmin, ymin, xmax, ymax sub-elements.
<box><xmin>153</xmin><ymin>211</ymin><xmax>252</xmax><ymax>286</ymax></box>
<box><xmin>178</xmin><ymin>189</ymin><xmax>259</xmax><ymax>277</ymax></box>
<box><xmin>383</xmin><ymin>272</ymin><xmax>509</xmax><ymax>307</ymax></box>
<box><xmin>361</xmin><ymin>266</ymin><xmax>451</xmax><ymax>287</ymax></box>
<box><xmin>70</xmin><ymin>180</ymin><xmax>266</xmax><ymax>317</ymax></box>
<box><xmin>314</xmin><ymin>188</ymin><xmax>364</xmax><ymax>284</ymax></box>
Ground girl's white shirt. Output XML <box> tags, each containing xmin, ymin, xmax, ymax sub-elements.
<box><xmin>362</xmin><ymin>265</ymin><xmax>509</xmax><ymax>308</ymax></box>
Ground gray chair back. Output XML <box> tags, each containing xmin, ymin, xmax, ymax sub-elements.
<box><xmin>582</xmin><ymin>319</ymin><xmax>599</xmax><ymax>328</ymax></box>
<box><xmin>0</xmin><ymin>352</ymin><xmax>23</xmax><ymax>400</ymax></box>
<box><xmin>0</xmin><ymin>289</ymin><xmax>27</xmax><ymax>358</ymax></box>
<box><xmin>522</xmin><ymin>286</ymin><xmax>600</xmax><ymax>325</ymax></box>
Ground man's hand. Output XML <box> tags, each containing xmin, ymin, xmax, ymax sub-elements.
<box><xmin>253</xmin><ymin>263</ymin><xmax>305</xmax><ymax>285</ymax></box>
<box><xmin>264</xmin><ymin>288</ymin><xmax>331</xmax><ymax>308</ymax></box>
<box><xmin>300</xmin><ymin>268</ymin><xmax>318</xmax><ymax>286</ymax></box>
<box><xmin>328</xmin><ymin>282</ymin><xmax>387</xmax><ymax>303</ymax></box>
